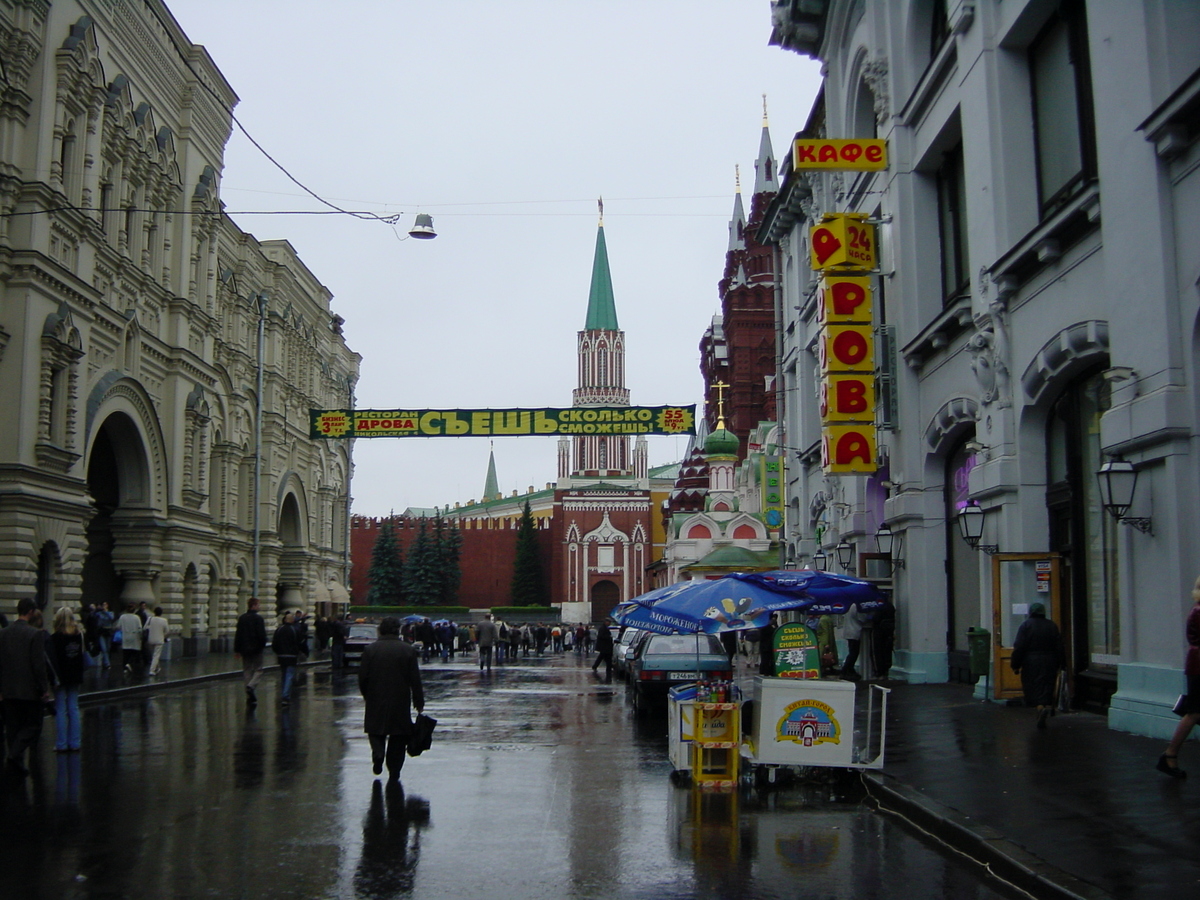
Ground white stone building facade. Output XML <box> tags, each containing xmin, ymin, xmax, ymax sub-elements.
<box><xmin>764</xmin><ymin>0</ymin><xmax>1200</xmax><ymax>736</ymax></box>
<box><xmin>0</xmin><ymin>0</ymin><xmax>359</xmax><ymax>649</ymax></box>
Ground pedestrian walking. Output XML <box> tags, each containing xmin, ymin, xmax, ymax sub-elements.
<box><xmin>51</xmin><ymin>607</ymin><xmax>85</xmax><ymax>752</ymax></box>
<box><xmin>840</xmin><ymin>605</ymin><xmax>870</xmax><ymax>681</ymax></box>
<box><xmin>234</xmin><ymin>597</ymin><xmax>268</xmax><ymax>706</ymax></box>
<box><xmin>1158</xmin><ymin>576</ymin><xmax>1200</xmax><ymax>778</ymax></box>
<box><xmin>0</xmin><ymin>598</ymin><xmax>53</xmax><ymax>775</ymax></box>
<box><xmin>137</xmin><ymin>600</ymin><xmax>152</xmax><ymax>669</ymax></box>
<box><xmin>720</xmin><ymin>630</ymin><xmax>738</xmax><ymax>667</ymax></box>
<box><xmin>759</xmin><ymin>613</ymin><xmax>779</xmax><ymax>677</ymax></box>
<box><xmin>330</xmin><ymin>614</ymin><xmax>349</xmax><ymax>669</ymax></box>
<box><xmin>272</xmin><ymin>611</ymin><xmax>301</xmax><ymax>706</ymax></box>
<box><xmin>358</xmin><ymin>616</ymin><xmax>425</xmax><ymax>782</ymax></box>
<box><xmin>117</xmin><ymin>603</ymin><xmax>144</xmax><ymax>679</ymax></box>
<box><xmin>592</xmin><ymin>623</ymin><xmax>614</xmax><ymax>683</ymax></box>
<box><xmin>872</xmin><ymin>595</ymin><xmax>896</xmax><ymax>679</ymax></box>
<box><xmin>477</xmin><ymin>614</ymin><xmax>497</xmax><ymax>672</ymax></box>
<box><xmin>94</xmin><ymin>600</ymin><xmax>114</xmax><ymax>668</ymax></box>
<box><xmin>1010</xmin><ymin>602</ymin><xmax>1066</xmax><ymax>730</ymax></box>
<box><xmin>145</xmin><ymin>607</ymin><xmax>170</xmax><ymax>676</ymax></box>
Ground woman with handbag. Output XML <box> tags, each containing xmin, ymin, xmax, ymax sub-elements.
<box><xmin>1157</xmin><ymin>576</ymin><xmax>1200</xmax><ymax>778</ymax></box>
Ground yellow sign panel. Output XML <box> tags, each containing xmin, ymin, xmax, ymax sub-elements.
<box><xmin>819</xmin><ymin>325</ymin><xmax>874</xmax><ymax>374</ymax></box>
<box><xmin>310</xmin><ymin>406</ymin><xmax>696</xmax><ymax>438</ymax></box>
<box><xmin>794</xmin><ymin>138</ymin><xmax>888</xmax><ymax>171</ymax></box>
<box><xmin>818</xmin><ymin>276</ymin><xmax>873</xmax><ymax>325</ymax></box>
<box><xmin>820</xmin><ymin>374</ymin><xmax>876</xmax><ymax>424</ymax></box>
<box><xmin>810</xmin><ymin>214</ymin><xmax>877</xmax><ymax>272</ymax></box>
<box><xmin>821</xmin><ymin>425</ymin><xmax>878</xmax><ymax>475</ymax></box>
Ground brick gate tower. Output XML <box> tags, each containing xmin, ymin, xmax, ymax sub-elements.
<box><xmin>554</xmin><ymin>204</ymin><xmax>652</xmax><ymax>624</ymax></box>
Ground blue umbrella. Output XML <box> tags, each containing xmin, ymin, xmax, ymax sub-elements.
<box><xmin>613</xmin><ymin>570</ymin><xmax>884</xmax><ymax>635</ymax></box>
<box><xmin>402</xmin><ymin>614</ymin><xmax>426</xmax><ymax>625</ymax></box>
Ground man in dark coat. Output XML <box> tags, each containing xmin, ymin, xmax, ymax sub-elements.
<box><xmin>0</xmin><ymin>598</ymin><xmax>53</xmax><ymax>774</ymax></box>
<box><xmin>1010</xmin><ymin>602</ymin><xmax>1065</xmax><ymax>729</ymax></box>
<box><xmin>592</xmin><ymin>623</ymin><xmax>614</xmax><ymax>683</ymax></box>
<box><xmin>272</xmin><ymin>611</ymin><xmax>301</xmax><ymax>707</ymax></box>
<box><xmin>758</xmin><ymin>614</ymin><xmax>779</xmax><ymax>677</ymax></box>
<box><xmin>359</xmin><ymin>617</ymin><xmax>425</xmax><ymax>782</ymax></box>
<box><xmin>234</xmin><ymin>597</ymin><xmax>268</xmax><ymax>706</ymax></box>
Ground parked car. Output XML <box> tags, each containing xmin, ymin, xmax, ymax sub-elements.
<box><xmin>613</xmin><ymin>628</ymin><xmax>644</xmax><ymax>681</ymax></box>
<box><xmin>627</xmin><ymin>632</ymin><xmax>732</xmax><ymax>710</ymax></box>
<box><xmin>343</xmin><ymin>622</ymin><xmax>379</xmax><ymax>668</ymax></box>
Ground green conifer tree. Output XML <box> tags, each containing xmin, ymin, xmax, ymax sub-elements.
<box><xmin>510</xmin><ymin>500</ymin><xmax>547</xmax><ymax>606</ymax></box>
<box><xmin>403</xmin><ymin>518</ymin><xmax>440</xmax><ymax>606</ymax></box>
<box><xmin>367</xmin><ymin>519</ymin><xmax>404</xmax><ymax>605</ymax></box>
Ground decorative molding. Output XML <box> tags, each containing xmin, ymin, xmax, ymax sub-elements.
<box><xmin>1021</xmin><ymin>320</ymin><xmax>1110</xmax><ymax>404</ymax></box>
<box><xmin>861</xmin><ymin>57</ymin><xmax>890</xmax><ymax>126</ymax></box>
<box><xmin>924</xmin><ymin>397</ymin><xmax>980</xmax><ymax>453</ymax></box>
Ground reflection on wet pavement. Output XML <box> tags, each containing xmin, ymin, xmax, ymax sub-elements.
<box><xmin>0</xmin><ymin>657</ymin><xmax>1015</xmax><ymax>899</ymax></box>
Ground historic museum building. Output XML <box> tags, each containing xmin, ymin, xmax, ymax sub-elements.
<box><xmin>0</xmin><ymin>1</ymin><xmax>358</xmax><ymax>647</ymax></box>
<box><xmin>765</xmin><ymin>0</ymin><xmax>1200</xmax><ymax>737</ymax></box>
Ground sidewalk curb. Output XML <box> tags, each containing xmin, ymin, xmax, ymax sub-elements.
<box><xmin>862</xmin><ymin>772</ymin><xmax>1114</xmax><ymax>900</ymax></box>
<box><xmin>78</xmin><ymin>658</ymin><xmax>328</xmax><ymax>706</ymax></box>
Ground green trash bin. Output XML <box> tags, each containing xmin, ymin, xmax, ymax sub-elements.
<box><xmin>967</xmin><ymin>626</ymin><xmax>990</xmax><ymax>677</ymax></box>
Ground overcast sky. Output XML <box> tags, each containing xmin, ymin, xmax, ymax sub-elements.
<box><xmin>165</xmin><ymin>1</ymin><xmax>822</xmax><ymax>518</ymax></box>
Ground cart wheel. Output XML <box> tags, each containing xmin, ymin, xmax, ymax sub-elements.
<box><xmin>669</xmin><ymin>768</ymin><xmax>692</xmax><ymax>787</ymax></box>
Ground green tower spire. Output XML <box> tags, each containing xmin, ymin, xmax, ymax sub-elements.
<box><xmin>483</xmin><ymin>445</ymin><xmax>499</xmax><ymax>501</ymax></box>
<box><xmin>584</xmin><ymin>199</ymin><xmax>619</xmax><ymax>331</ymax></box>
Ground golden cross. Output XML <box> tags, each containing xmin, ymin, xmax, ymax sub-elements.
<box><xmin>712</xmin><ymin>380</ymin><xmax>730</xmax><ymax>426</ymax></box>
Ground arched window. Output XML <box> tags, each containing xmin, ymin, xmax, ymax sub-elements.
<box><xmin>687</xmin><ymin>524</ymin><xmax>712</xmax><ymax>540</ymax></box>
<box><xmin>732</xmin><ymin>524</ymin><xmax>757</xmax><ymax>540</ymax></box>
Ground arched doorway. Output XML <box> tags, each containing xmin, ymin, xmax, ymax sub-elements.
<box><xmin>590</xmin><ymin>580</ymin><xmax>619</xmax><ymax>623</ymax></box>
<box><xmin>35</xmin><ymin>542</ymin><xmax>61</xmax><ymax>614</ymax></box>
<box><xmin>81</xmin><ymin>413</ymin><xmax>150</xmax><ymax>611</ymax></box>
<box><xmin>277</xmin><ymin>491</ymin><xmax>306</xmax><ymax>615</ymax></box>
<box><xmin>1046</xmin><ymin>366</ymin><xmax>1116</xmax><ymax>710</ymax></box>
<box><xmin>945</xmin><ymin>438</ymin><xmax>982</xmax><ymax>683</ymax></box>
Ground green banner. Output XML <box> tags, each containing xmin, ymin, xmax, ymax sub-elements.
<box><xmin>310</xmin><ymin>406</ymin><xmax>696</xmax><ymax>439</ymax></box>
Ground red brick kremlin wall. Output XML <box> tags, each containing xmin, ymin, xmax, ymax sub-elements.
<box><xmin>350</xmin><ymin>515</ymin><xmax>556</xmax><ymax>609</ymax></box>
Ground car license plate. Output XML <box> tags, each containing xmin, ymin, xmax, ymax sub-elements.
<box><xmin>668</xmin><ymin>672</ymin><xmax>697</xmax><ymax>680</ymax></box>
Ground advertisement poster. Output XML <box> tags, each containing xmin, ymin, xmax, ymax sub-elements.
<box><xmin>773</xmin><ymin>623</ymin><xmax>820</xmax><ymax>679</ymax></box>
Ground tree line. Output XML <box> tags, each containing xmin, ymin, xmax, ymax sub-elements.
<box><xmin>365</xmin><ymin>502</ymin><xmax>547</xmax><ymax>607</ymax></box>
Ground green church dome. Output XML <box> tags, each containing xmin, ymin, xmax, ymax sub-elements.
<box><xmin>705</xmin><ymin>424</ymin><xmax>739</xmax><ymax>456</ymax></box>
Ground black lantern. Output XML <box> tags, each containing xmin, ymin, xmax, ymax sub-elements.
<box><xmin>1097</xmin><ymin>456</ymin><xmax>1152</xmax><ymax>533</ymax></box>
<box><xmin>835</xmin><ymin>540</ymin><xmax>855</xmax><ymax>572</ymax></box>
<box><xmin>875</xmin><ymin>522</ymin><xmax>904</xmax><ymax>569</ymax></box>
<box><xmin>812</xmin><ymin>548</ymin><xmax>828</xmax><ymax>571</ymax></box>
<box><xmin>957</xmin><ymin>501</ymin><xmax>997</xmax><ymax>553</ymax></box>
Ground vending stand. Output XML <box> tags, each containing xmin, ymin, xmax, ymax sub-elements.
<box><xmin>618</xmin><ymin>570</ymin><xmax>892</xmax><ymax>782</ymax></box>
<box><xmin>742</xmin><ymin>676</ymin><xmax>889</xmax><ymax>770</ymax></box>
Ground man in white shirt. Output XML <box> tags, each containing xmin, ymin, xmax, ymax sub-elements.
<box><xmin>145</xmin><ymin>607</ymin><xmax>170</xmax><ymax>676</ymax></box>
<box><xmin>117</xmin><ymin>604</ymin><xmax>144</xmax><ymax>679</ymax></box>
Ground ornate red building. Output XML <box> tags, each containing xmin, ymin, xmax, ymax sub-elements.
<box><xmin>700</xmin><ymin>112</ymin><xmax>780</xmax><ymax>457</ymax></box>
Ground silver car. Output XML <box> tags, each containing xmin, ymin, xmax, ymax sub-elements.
<box><xmin>612</xmin><ymin>627</ymin><xmax>644</xmax><ymax>681</ymax></box>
